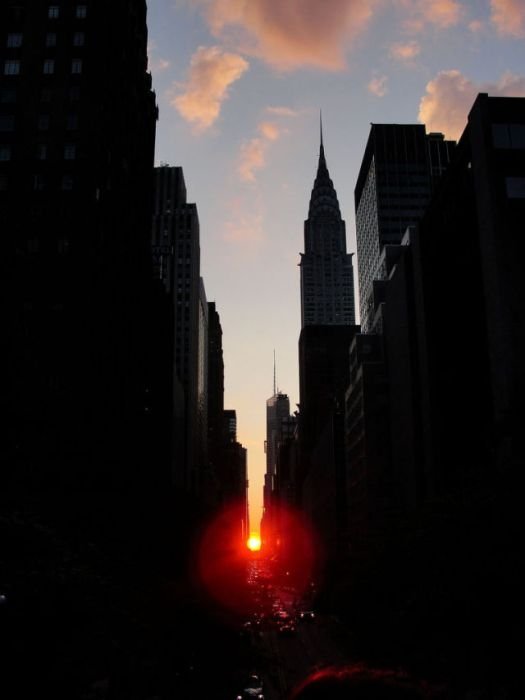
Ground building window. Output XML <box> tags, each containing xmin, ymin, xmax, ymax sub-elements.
<box><xmin>43</xmin><ymin>59</ymin><xmax>55</xmax><ymax>74</ymax></box>
<box><xmin>68</xmin><ymin>86</ymin><xmax>80</xmax><ymax>101</ymax></box>
<box><xmin>33</xmin><ymin>174</ymin><xmax>45</xmax><ymax>191</ymax></box>
<box><xmin>48</xmin><ymin>6</ymin><xmax>60</xmax><ymax>19</ymax></box>
<box><xmin>76</xmin><ymin>5</ymin><xmax>87</xmax><ymax>18</ymax></box>
<box><xmin>0</xmin><ymin>115</ymin><xmax>15</xmax><ymax>131</ymax></box>
<box><xmin>4</xmin><ymin>60</ymin><xmax>21</xmax><ymax>75</ymax></box>
<box><xmin>40</xmin><ymin>88</ymin><xmax>52</xmax><ymax>102</ymax></box>
<box><xmin>506</xmin><ymin>177</ymin><xmax>525</xmax><ymax>199</ymax></box>
<box><xmin>7</xmin><ymin>33</ymin><xmax>23</xmax><ymax>48</ymax></box>
<box><xmin>73</xmin><ymin>32</ymin><xmax>85</xmax><ymax>46</ymax></box>
<box><xmin>36</xmin><ymin>144</ymin><xmax>48</xmax><ymax>160</ymax></box>
<box><xmin>71</xmin><ymin>59</ymin><xmax>82</xmax><ymax>74</ymax></box>
<box><xmin>0</xmin><ymin>88</ymin><xmax>16</xmax><ymax>103</ymax></box>
<box><xmin>61</xmin><ymin>175</ymin><xmax>73</xmax><ymax>190</ymax></box>
<box><xmin>37</xmin><ymin>115</ymin><xmax>50</xmax><ymax>131</ymax></box>
<box><xmin>64</xmin><ymin>144</ymin><xmax>76</xmax><ymax>160</ymax></box>
<box><xmin>45</xmin><ymin>32</ymin><xmax>57</xmax><ymax>47</ymax></box>
<box><xmin>0</xmin><ymin>145</ymin><xmax>12</xmax><ymax>161</ymax></box>
<box><xmin>66</xmin><ymin>114</ymin><xmax>78</xmax><ymax>130</ymax></box>
<box><xmin>0</xmin><ymin>174</ymin><xmax>7</xmax><ymax>191</ymax></box>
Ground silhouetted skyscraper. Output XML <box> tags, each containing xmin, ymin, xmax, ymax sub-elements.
<box><xmin>152</xmin><ymin>165</ymin><xmax>206</xmax><ymax>494</ymax></box>
<box><xmin>300</xmin><ymin>122</ymin><xmax>355</xmax><ymax>327</ymax></box>
<box><xmin>1</xmin><ymin>0</ymin><xmax>158</xmax><ymax>486</ymax></box>
<box><xmin>355</xmin><ymin>125</ymin><xmax>454</xmax><ymax>331</ymax></box>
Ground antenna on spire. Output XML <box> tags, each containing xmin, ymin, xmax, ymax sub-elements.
<box><xmin>273</xmin><ymin>349</ymin><xmax>276</xmax><ymax>396</ymax></box>
<box><xmin>320</xmin><ymin>109</ymin><xmax>324</xmax><ymax>149</ymax></box>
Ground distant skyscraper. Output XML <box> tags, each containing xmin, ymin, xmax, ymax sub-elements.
<box><xmin>300</xmin><ymin>122</ymin><xmax>355</xmax><ymax>327</ymax></box>
<box><xmin>354</xmin><ymin>125</ymin><xmax>455</xmax><ymax>331</ymax></box>
<box><xmin>152</xmin><ymin>165</ymin><xmax>204</xmax><ymax>493</ymax></box>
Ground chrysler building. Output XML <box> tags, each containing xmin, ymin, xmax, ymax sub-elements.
<box><xmin>300</xmin><ymin>122</ymin><xmax>355</xmax><ymax>327</ymax></box>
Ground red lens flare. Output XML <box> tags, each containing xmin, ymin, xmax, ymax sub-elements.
<box><xmin>193</xmin><ymin>500</ymin><xmax>253</xmax><ymax>616</ymax></box>
<box><xmin>193</xmin><ymin>501</ymin><xmax>322</xmax><ymax>617</ymax></box>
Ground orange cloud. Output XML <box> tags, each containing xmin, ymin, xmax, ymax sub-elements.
<box><xmin>171</xmin><ymin>46</ymin><xmax>249</xmax><ymax>131</ymax></box>
<box><xmin>238</xmin><ymin>121</ymin><xmax>284</xmax><ymax>181</ymax></box>
<box><xmin>398</xmin><ymin>0</ymin><xmax>462</xmax><ymax>30</ymax></box>
<box><xmin>418</xmin><ymin>69</ymin><xmax>525</xmax><ymax>139</ymax></box>
<box><xmin>258</xmin><ymin>121</ymin><xmax>280</xmax><ymax>140</ymax></box>
<box><xmin>200</xmin><ymin>0</ymin><xmax>379</xmax><ymax>71</ymax></box>
<box><xmin>368</xmin><ymin>74</ymin><xmax>388</xmax><ymax>96</ymax></box>
<box><xmin>266</xmin><ymin>106</ymin><xmax>300</xmax><ymax>117</ymax></box>
<box><xmin>468</xmin><ymin>19</ymin><xmax>485</xmax><ymax>33</ymax></box>
<box><xmin>223</xmin><ymin>198</ymin><xmax>264</xmax><ymax>246</ymax></box>
<box><xmin>490</xmin><ymin>0</ymin><xmax>525</xmax><ymax>37</ymax></box>
<box><xmin>390</xmin><ymin>40</ymin><xmax>421</xmax><ymax>60</ymax></box>
<box><xmin>238</xmin><ymin>138</ymin><xmax>267</xmax><ymax>182</ymax></box>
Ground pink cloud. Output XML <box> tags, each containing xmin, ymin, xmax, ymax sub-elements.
<box><xmin>390</xmin><ymin>40</ymin><xmax>421</xmax><ymax>60</ymax></box>
<box><xmin>490</xmin><ymin>0</ymin><xmax>525</xmax><ymax>37</ymax></box>
<box><xmin>201</xmin><ymin>0</ymin><xmax>379</xmax><ymax>71</ymax></box>
<box><xmin>398</xmin><ymin>0</ymin><xmax>462</xmax><ymax>30</ymax></box>
<box><xmin>258</xmin><ymin>121</ymin><xmax>280</xmax><ymax>140</ymax></box>
<box><xmin>266</xmin><ymin>106</ymin><xmax>300</xmax><ymax>117</ymax></box>
<box><xmin>171</xmin><ymin>46</ymin><xmax>249</xmax><ymax>131</ymax></box>
<box><xmin>418</xmin><ymin>69</ymin><xmax>525</xmax><ymax>139</ymax></box>
<box><xmin>223</xmin><ymin>198</ymin><xmax>264</xmax><ymax>246</ymax></box>
<box><xmin>238</xmin><ymin>121</ymin><xmax>284</xmax><ymax>181</ymax></box>
<box><xmin>238</xmin><ymin>138</ymin><xmax>267</xmax><ymax>182</ymax></box>
<box><xmin>368</xmin><ymin>74</ymin><xmax>388</xmax><ymax>96</ymax></box>
<box><xmin>468</xmin><ymin>19</ymin><xmax>485</xmax><ymax>33</ymax></box>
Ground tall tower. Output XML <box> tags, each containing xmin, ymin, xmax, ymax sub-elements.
<box><xmin>354</xmin><ymin>125</ymin><xmax>455</xmax><ymax>332</ymax></box>
<box><xmin>1</xmin><ymin>0</ymin><xmax>158</xmax><ymax>486</ymax></box>
<box><xmin>152</xmin><ymin>165</ymin><xmax>204</xmax><ymax>494</ymax></box>
<box><xmin>300</xmin><ymin>119</ymin><xmax>355</xmax><ymax>327</ymax></box>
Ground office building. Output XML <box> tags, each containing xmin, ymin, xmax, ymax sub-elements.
<box><xmin>152</xmin><ymin>165</ymin><xmax>206</xmax><ymax>494</ymax></box>
<box><xmin>1</xmin><ymin>0</ymin><xmax>158</xmax><ymax>485</ymax></box>
<box><xmin>354</xmin><ymin>125</ymin><xmax>454</xmax><ymax>331</ymax></box>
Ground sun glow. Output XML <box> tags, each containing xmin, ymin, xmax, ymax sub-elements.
<box><xmin>247</xmin><ymin>534</ymin><xmax>262</xmax><ymax>552</ymax></box>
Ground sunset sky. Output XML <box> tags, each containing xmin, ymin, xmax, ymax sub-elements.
<box><xmin>146</xmin><ymin>0</ymin><xmax>525</xmax><ymax>529</ymax></box>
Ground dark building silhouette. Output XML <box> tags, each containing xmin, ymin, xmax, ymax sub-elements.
<box><xmin>355</xmin><ymin>125</ymin><xmax>454</xmax><ymax>331</ymax></box>
<box><xmin>296</xmin><ymin>123</ymin><xmax>360</xmax><ymax>561</ymax></box>
<box><xmin>1</xmin><ymin>0</ymin><xmax>159</xmax><ymax>487</ymax></box>
<box><xmin>207</xmin><ymin>301</ymin><xmax>224</xmax><ymax>500</ymax></box>
<box><xmin>300</xmin><ymin>121</ymin><xmax>355</xmax><ymax>327</ymax></box>
<box><xmin>413</xmin><ymin>93</ymin><xmax>525</xmax><ymax>494</ymax></box>
<box><xmin>152</xmin><ymin>165</ymin><xmax>208</xmax><ymax>495</ymax></box>
<box><xmin>261</xmin><ymin>391</ymin><xmax>291</xmax><ymax>550</ymax></box>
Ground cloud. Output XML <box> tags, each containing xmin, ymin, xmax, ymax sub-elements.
<box><xmin>490</xmin><ymin>0</ymin><xmax>525</xmax><ymax>37</ymax></box>
<box><xmin>171</xmin><ymin>46</ymin><xmax>249</xmax><ymax>131</ymax></box>
<box><xmin>223</xmin><ymin>198</ymin><xmax>264</xmax><ymax>245</ymax></box>
<box><xmin>389</xmin><ymin>40</ymin><xmax>421</xmax><ymax>60</ymax></box>
<box><xmin>258</xmin><ymin>121</ymin><xmax>280</xmax><ymax>140</ymax></box>
<box><xmin>266</xmin><ymin>106</ymin><xmax>300</xmax><ymax>117</ymax></box>
<box><xmin>468</xmin><ymin>19</ymin><xmax>485</xmax><ymax>33</ymax></box>
<box><xmin>238</xmin><ymin>121</ymin><xmax>283</xmax><ymax>181</ymax></box>
<box><xmin>398</xmin><ymin>0</ymin><xmax>462</xmax><ymax>31</ymax></box>
<box><xmin>147</xmin><ymin>41</ymin><xmax>171</xmax><ymax>74</ymax></box>
<box><xmin>418</xmin><ymin>69</ymin><xmax>525</xmax><ymax>139</ymax></box>
<box><xmin>368</xmin><ymin>74</ymin><xmax>388</xmax><ymax>97</ymax></box>
<box><xmin>238</xmin><ymin>138</ymin><xmax>267</xmax><ymax>182</ymax></box>
<box><xmin>200</xmin><ymin>0</ymin><xmax>379</xmax><ymax>71</ymax></box>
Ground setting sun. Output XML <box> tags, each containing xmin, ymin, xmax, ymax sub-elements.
<box><xmin>247</xmin><ymin>534</ymin><xmax>262</xmax><ymax>552</ymax></box>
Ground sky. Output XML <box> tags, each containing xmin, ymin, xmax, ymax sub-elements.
<box><xmin>145</xmin><ymin>0</ymin><xmax>525</xmax><ymax>530</ymax></box>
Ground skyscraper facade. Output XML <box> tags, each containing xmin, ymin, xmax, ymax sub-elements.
<box><xmin>354</xmin><ymin>125</ymin><xmax>454</xmax><ymax>331</ymax></box>
<box><xmin>300</xmin><ymin>128</ymin><xmax>355</xmax><ymax>327</ymax></box>
<box><xmin>2</xmin><ymin>0</ymin><xmax>158</xmax><ymax>485</ymax></box>
<box><xmin>152</xmin><ymin>165</ymin><xmax>204</xmax><ymax>494</ymax></box>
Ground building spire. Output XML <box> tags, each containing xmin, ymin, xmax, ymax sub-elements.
<box><xmin>273</xmin><ymin>349</ymin><xmax>276</xmax><ymax>396</ymax></box>
<box><xmin>319</xmin><ymin>110</ymin><xmax>326</xmax><ymax>164</ymax></box>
